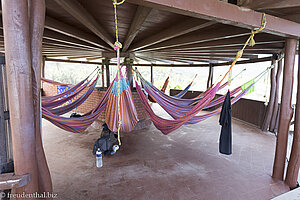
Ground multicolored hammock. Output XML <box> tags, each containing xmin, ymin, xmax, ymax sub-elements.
<box><xmin>42</xmin><ymin>72</ymin><xmax>138</xmax><ymax>133</ymax></box>
<box><xmin>173</xmin><ymin>74</ymin><xmax>197</xmax><ymax>98</ymax></box>
<box><xmin>105</xmin><ymin>70</ymin><xmax>138</xmax><ymax>132</ymax></box>
<box><xmin>42</xmin><ymin>81</ymin><xmax>111</xmax><ymax>133</ymax></box>
<box><xmin>135</xmin><ymin>66</ymin><xmax>270</xmax><ymax>134</ymax></box>
<box><xmin>41</xmin><ymin>77</ymin><xmax>71</xmax><ymax>86</ymax></box>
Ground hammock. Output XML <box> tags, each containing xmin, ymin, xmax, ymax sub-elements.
<box><xmin>105</xmin><ymin>69</ymin><xmax>138</xmax><ymax>132</ymax></box>
<box><xmin>173</xmin><ymin>74</ymin><xmax>197</xmax><ymax>98</ymax></box>
<box><xmin>46</xmin><ymin>77</ymin><xmax>98</xmax><ymax>115</ymax></box>
<box><xmin>42</xmin><ymin>78</ymin><xmax>88</xmax><ymax>102</ymax></box>
<box><xmin>42</xmin><ymin>72</ymin><xmax>139</xmax><ymax>133</ymax></box>
<box><xmin>42</xmin><ymin>81</ymin><xmax>112</xmax><ymax>133</ymax></box>
<box><xmin>42</xmin><ymin>67</ymin><xmax>99</xmax><ymax>102</ymax></box>
<box><xmin>41</xmin><ymin>77</ymin><xmax>71</xmax><ymax>86</ymax></box>
<box><xmin>137</xmin><ymin>81</ymin><xmax>220</xmax><ymax>134</ymax></box>
<box><xmin>135</xmin><ymin>65</ymin><xmax>271</xmax><ymax>134</ymax></box>
<box><xmin>42</xmin><ymin>80</ymin><xmax>90</xmax><ymax>108</ymax></box>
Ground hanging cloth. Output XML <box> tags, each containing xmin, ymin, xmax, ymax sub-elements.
<box><xmin>219</xmin><ymin>91</ymin><xmax>232</xmax><ymax>155</ymax></box>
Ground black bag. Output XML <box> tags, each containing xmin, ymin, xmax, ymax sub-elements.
<box><xmin>93</xmin><ymin>124</ymin><xmax>117</xmax><ymax>156</ymax></box>
<box><xmin>70</xmin><ymin>113</ymin><xmax>82</xmax><ymax>118</ymax></box>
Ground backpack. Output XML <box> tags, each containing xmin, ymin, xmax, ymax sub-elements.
<box><xmin>92</xmin><ymin>124</ymin><xmax>117</xmax><ymax>156</ymax></box>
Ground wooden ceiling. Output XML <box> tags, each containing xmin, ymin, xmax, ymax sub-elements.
<box><xmin>3</xmin><ymin>0</ymin><xmax>300</xmax><ymax>65</ymax></box>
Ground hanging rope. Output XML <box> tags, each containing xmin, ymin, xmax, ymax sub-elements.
<box><xmin>220</xmin><ymin>13</ymin><xmax>266</xmax><ymax>84</ymax></box>
<box><xmin>112</xmin><ymin>0</ymin><xmax>126</xmax><ymax>145</ymax></box>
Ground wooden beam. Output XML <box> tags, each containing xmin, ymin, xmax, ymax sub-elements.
<box><xmin>238</xmin><ymin>0</ymin><xmax>300</xmax><ymax>10</ymax></box>
<box><xmin>130</xmin><ymin>19</ymin><xmax>216</xmax><ymax>51</ymax></box>
<box><xmin>127</xmin><ymin>0</ymin><xmax>300</xmax><ymax>38</ymax></box>
<box><xmin>86</xmin><ymin>56</ymin><xmax>103</xmax><ymax>61</ymax></box>
<box><xmin>103</xmin><ymin>59</ymin><xmax>111</xmax><ymax>87</ymax></box>
<box><xmin>0</xmin><ymin>173</ymin><xmax>30</xmax><ymax>190</ymax></box>
<box><xmin>286</xmin><ymin>44</ymin><xmax>300</xmax><ymax>188</ymax></box>
<box><xmin>273</xmin><ymin>38</ymin><xmax>297</xmax><ymax>180</ymax></box>
<box><xmin>54</xmin><ymin>0</ymin><xmax>114</xmax><ymax>48</ymax></box>
<box><xmin>29</xmin><ymin>0</ymin><xmax>53</xmax><ymax>194</ymax></box>
<box><xmin>133</xmin><ymin>25</ymin><xmax>249</xmax><ymax>52</ymax></box>
<box><xmin>125</xmin><ymin>58</ymin><xmax>134</xmax><ymax>88</ymax></box>
<box><xmin>150</xmin><ymin>65</ymin><xmax>154</xmax><ymax>84</ymax></box>
<box><xmin>143</xmin><ymin>38</ymin><xmax>285</xmax><ymax>52</ymax></box>
<box><xmin>207</xmin><ymin>64</ymin><xmax>214</xmax><ymax>89</ymax></box>
<box><xmin>46</xmin><ymin>58</ymin><xmax>102</xmax><ymax>65</ymax></box>
<box><xmin>140</xmin><ymin>52</ymin><xmax>259</xmax><ymax>59</ymax></box>
<box><xmin>43</xmin><ymin>29</ymin><xmax>102</xmax><ymax>51</ymax></box>
<box><xmin>270</xmin><ymin>56</ymin><xmax>283</xmax><ymax>132</ymax></box>
<box><xmin>45</xmin><ymin>16</ymin><xmax>111</xmax><ymax>51</ymax></box>
<box><xmin>122</xmin><ymin>6</ymin><xmax>152</xmax><ymax>52</ymax></box>
<box><xmin>0</xmin><ymin>58</ymin><xmax>7</xmax><ymax>170</ymax></box>
<box><xmin>262</xmin><ymin>57</ymin><xmax>276</xmax><ymax>131</ymax></box>
<box><xmin>2</xmin><ymin>0</ymin><xmax>39</xmax><ymax>193</ymax></box>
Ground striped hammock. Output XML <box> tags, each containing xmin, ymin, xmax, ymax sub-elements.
<box><xmin>42</xmin><ymin>72</ymin><xmax>138</xmax><ymax>133</ymax></box>
<box><xmin>135</xmin><ymin>66</ymin><xmax>269</xmax><ymax>134</ymax></box>
<box><xmin>105</xmin><ymin>70</ymin><xmax>138</xmax><ymax>132</ymax></box>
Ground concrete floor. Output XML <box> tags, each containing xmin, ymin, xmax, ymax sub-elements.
<box><xmin>42</xmin><ymin>104</ymin><xmax>289</xmax><ymax>200</ymax></box>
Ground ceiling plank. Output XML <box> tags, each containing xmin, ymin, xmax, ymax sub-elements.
<box><xmin>45</xmin><ymin>16</ymin><xmax>111</xmax><ymax>51</ymax></box>
<box><xmin>127</xmin><ymin>0</ymin><xmax>300</xmax><ymax>38</ymax></box>
<box><xmin>122</xmin><ymin>6</ymin><xmax>152</xmax><ymax>51</ymax></box>
<box><xmin>238</xmin><ymin>0</ymin><xmax>300</xmax><ymax>10</ymax></box>
<box><xmin>130</xmin><ymin>19</ymin><xmax>216</xmax><ymax>51</ymax></box>
<box><xmin>43</xmin><ymin>29</ymin><xmax>101</xmax><ymax>51</ymax></box>
<box><xmin>54</xmin><ymin>0</ymin><xmax>114</xmax><ymax>48</ymax></box>
<box><xmin>133</xmin><ymin>26</ymin><xmax>250</xmax><ymax>52</ymax></box>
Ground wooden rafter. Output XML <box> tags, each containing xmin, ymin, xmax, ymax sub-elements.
<box><xmin>122</xmin><ymin>6</ymin><xmax>152</xmax><ymax>51</ymax></box>
<box><xmin>130</xmin><ymin>19</ymin><xmax>216</xmax><ymax>51</ymax></box>
<box><xmin>45</xmin><ymin>16</ymin><xmax>111</xmax><ymax>51</ymax></box>
<box><xmin>134</xmin><ymin>26</ymin><xmax>250</xmax><ymax>52</ymax></box>
<box><xmin>238</xmin><ymin>0</ymin><xmax>300</xmax><ymax>10</ymax></box>
<box><xmin>43</xmin><ymin>29</ymin><xmax>102</xmax><ymax>51</ymax></box>
<box><xmin>127</xmin><ymin>0</ymin><xmax>300</xmax><ymax>38</ymax></box>
<box><xmin>54</xmin><ymin>0</ymin><xmax>114</xmax><ymax>48</ymax></box>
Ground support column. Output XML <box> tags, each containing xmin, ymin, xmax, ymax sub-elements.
<box><xmin>2</xmin><ymin>0</ymin><xmax>39</xmax><ymax>193</ymax></box>
<box><xmin>262</xmin><ymin>55</ymin><xmax>277</xmax><ymax>131</ymax></box>
<box><xmin>41</xmin><ymin>56</ymin><xmax>46</xmax><ymax>78</ymax></box>
<box><xmin>101</xmin><ymin>65</ymin><xmax>105</xmax><ymax>87</ymax></box>
<box><xmin>0</xmin><ymin>56</ymin><xmax>8</xmax><ymax>172</ymax></box>
<box><xmin>273</xmin><ymin>39</ymin><xmax>297</xmax><ymax>180</ymax></box>
<box><xmin>207</xmin><ymin>64</ymin><xmax>214</xmax><ymax>89</ymax></box>
<box><xmin>29</xmin><ymin>0</ymin><xmax>52</xmax><ymax>194</ymax></box>
<box><xmin>270</xmin><ymin>56</ymin><xmax>283</xmax><ymax>132</ymax></box>
<box><xmin>125</xmin><ymin>58</ymin><xmax>134</xmax><ymax>89</ymax></box>
<box><xmin>103</xmin><ymin>58</ymin><xmax>110</xmax><ymax>88</ymax></box>
<box><xmin>150</xmin><ymin>64</ymin><xmax>154</xmax><ymax>84</ymax></box>
<box><xmin>285</xmin><ymin>42</ymin><xmax>300</xmax><ymax>189</ymax></box>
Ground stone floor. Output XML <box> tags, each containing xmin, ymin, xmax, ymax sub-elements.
<box><xmin>42</xmin><ymin>104</ymin><xmax>290</xmax><ymax>200</ymax></box>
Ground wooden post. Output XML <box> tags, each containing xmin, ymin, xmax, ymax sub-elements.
<box><xmin>101</xmin><ymin>65</ymin><xmax>105</xmax><ymax>87</ymax></box>
<box><xmin>29</xmin><ymin>0</ymin><xmax>53</xmax><ymax>194</ymax></box>
<box><xmin>150</xmin><ymin>64</ymin><xmax>154</xmax><ymax>84</ymax></box>
<box><xmin>2</xmin><ymin>0</ymin><xmax>39</xmax><ymax>194</ymax></box>
<box><xmin>262</xmin><ymin>56</ymin><xmax>277</xmax><ymax>131</ymax></box>
<box><xmin>270</xmin><ymin>57</ymin><xmax>283</xmax><ymax>132</ymax></box>
<box><xmin>125</xmin><ymin>58</ymin><xmax>134</xmax><ymax>89</ymax></box>
<box><xmin>285</xmin><ymin>42</ymin><xmax>300</xmax><ymax>189</ymax></box>
<box><xmin>41</xmin><ymin>56</ymin><xmax>46</xmax><ymax>78</ymax></box>
<box><xmin>0</xmin><ymin>56</ymin><xmax>8</xmax><ymax>172</ymax></box>
<box><xmin>207</xmin><ymin>64</ymin><xmax>214</xmax><ymax>89</ymax></box>
<box><xmin>104</xmin><ymin>58</ymin><xmax>110</xmax><ymax>88</ymax></box>
<box><xmin>272</xmin><ymin>38</ymin><xmax>297</xmax><ymax>180</ymax></box>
